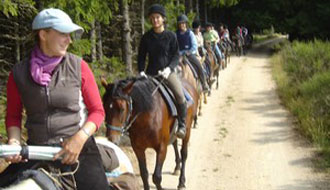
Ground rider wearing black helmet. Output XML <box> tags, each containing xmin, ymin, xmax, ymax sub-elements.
<box><xmin>176</xmin><ymin>14</ymin><xmax>209</xmax><ymax>92</ymax></box>
<box><xmin>138</xmin><ymin>4</ymin><xmax>187</xmax><ymax>139</ymax></box>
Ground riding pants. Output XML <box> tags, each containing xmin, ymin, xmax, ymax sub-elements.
<box><xmin>165</xmin><ymin>72</ymin><xmax>186</xmax><ymax>105</ymax></box>
<box><xmin>186</xmin><ymin>54</ymin><xmax>208</xmax><ymax>88</ymax></box>
<box><xmin>212</xmin><ymin>43</ymin><xmax>224</xmax><ymax>61</ymax></box>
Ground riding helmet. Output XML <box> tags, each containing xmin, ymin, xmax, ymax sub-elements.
<box><xmin>192</xmin><ymin>20</ymin><xmax>201</xmax><ymax>29</ymax></box>
<box><xmin>148</xmin><ymin>4</ymin><xmax>166</xmax><ymax>17</ymax></box>
<box><xmin>177</xmin><ymin>14</ymin><xmax>189</xmax><ymax>23</ymax></box>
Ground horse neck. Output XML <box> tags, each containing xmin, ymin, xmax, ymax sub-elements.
<box><xmin>130</xmin><ymin>92</ymin><xmax>167</xmax><ymax>134</ymax></box>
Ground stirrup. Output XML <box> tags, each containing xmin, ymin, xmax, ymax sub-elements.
<box><xmin>176</xmin><ymin>127</ymin><xmax>186</xmax><ymax>139</ymax></box>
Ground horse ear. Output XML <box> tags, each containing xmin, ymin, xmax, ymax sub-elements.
<box><xmin>122</xmin><ymin>81</ymin><xmax>135</xmax><ymax>94</ymax></box>
<box><xmin>101</xmin><ymin>77</ymin><xmax>108</xmax><ymax>88</ymax></box>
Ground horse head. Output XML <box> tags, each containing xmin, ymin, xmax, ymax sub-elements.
<box><xmin>102</xmin><ymin>78</ymin><xmax>135</xmax><ymax>144</ymax></box>
<box><xmin>101</xmin><ymin>77</ymin><xmax>155</xmax><ymax>144</ymax></box>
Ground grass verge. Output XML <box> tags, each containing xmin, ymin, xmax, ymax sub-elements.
<box><xmin>271</xmin><ymin>40</ymin><xmax>330</xmax><ymax>171</ymax></box>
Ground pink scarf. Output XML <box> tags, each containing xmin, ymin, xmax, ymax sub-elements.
<box><xmin>30</xmin><ymin>46</ymin><xmax>63</xmax><ymax>86</ymax></box>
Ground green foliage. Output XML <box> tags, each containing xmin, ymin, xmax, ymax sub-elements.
<box><xmin>220</xmin><ymin>0</ymin><xmax>330</xmax><ymax>40</ymax></box>
<box><xmin>0</xmin><ymin>0</ymin><xmax>35</xmax><ymax>17</ymax></box>
<box><xmin>0</xmin><ymin>0</ymin><xmax>18</xmax><ymax>17</ymax></box>
<box><xmin>69</xmin><ymin>39</ymin><xmax>91</xmax><ymax>57</ymax></box>
<box><xmin>281</xmin><ymin>40</ymin><xmax>330</xmax><ymax>84</ymax></box>
<box><xmin>90</xmin><ymin>56</ymin><xmax>127</xmax><ymax>95</ymax></box>
<box><xmin>209</xmin><ymin>0</ymin><xmax>240</xmax><ymax>7</ymax></box>
<box><xmin>164</xmin><ymin>2</ymin><xmax>185</xmax><ymax>31</ymax></box>
<box><xmin>43</xmin><ymin>0</ymin><xmax>116</xmax><ymax>31</ymax></box>
<box><xmin>0</xmin><ymin>95</ymin><xmax>6</xmax><ymax>138</ymax></box>
<box><xmin>272</xmin><ymin>41</ymin><xmax>330</xmax><ymax>167</ymax></box>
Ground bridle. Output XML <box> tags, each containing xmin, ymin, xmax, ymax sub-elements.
<box><xmin>105</xmin><ymin>96</ymin><xmax>138</xmax><ymax>136</ymax></box>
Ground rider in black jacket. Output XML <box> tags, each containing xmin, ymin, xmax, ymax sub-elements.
<box><xmin>137</xmin><ymin>4</ymin><xmax>187</xmax><ymax>139</ymax></box>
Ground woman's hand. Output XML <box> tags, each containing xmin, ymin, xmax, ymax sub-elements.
<box><xmin>54</xmin><ymin>122</ymin><xmax>96</xmax><ymax>165</ymax></box>
<box><xmin>5</xmin><ymin>139</ymin><xmax>27</xmax><ymax>164</ymax></box>
<box><xmin>54</xmin><ymin>132</ymin><xmax>87</xmax><ymax>165</ymax></box>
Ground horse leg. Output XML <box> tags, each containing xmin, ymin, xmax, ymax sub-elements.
<box><xmin>216</xmin><ymin>71</ymin><xmax>219</xmax><ymax>89</ymax></box>
<box><xmin>178</xmin><ymin>140</ymin><xmax>188</xmax><ymax>190</ymax></box>
<box><xmin>153</xmin><ymin>144</ymin><xmax>167</xmax><ymax>190</ymax></box>
<box><xmin>134</xmin><ymin>148</ymin><xmax>150</xmax><ymax>190</ymax></box>
<box><xmin>193</xmin><ymin>114</ymin><xmax>198</xmax><ymax>128</ymax></box>
<box><xmin>198</xmin><ymin>96</ymin><xmax>202</xmax><ymax>116</ymax></box>
<box><xmin>172</xmin><ymin>140</ymin><xmax>181</xmax><ymax>175</ymax></box>
<box><xmin>203</xmin><ymin>92</ymin><xmax>208</xmax><ymax>104</ymax></box>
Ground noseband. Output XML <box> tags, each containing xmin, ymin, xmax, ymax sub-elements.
<box><xmin>106</xmin><ymin>96</ymin><xmax>139</xmax><ymax>136</ymax></box>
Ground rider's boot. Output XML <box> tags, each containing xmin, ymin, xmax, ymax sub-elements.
<box><xmin>176</xmin><ymin>102</ymin><xmax>187</xmax><ymax>139</ymax></box>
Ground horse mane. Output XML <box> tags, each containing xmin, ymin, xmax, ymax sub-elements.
<box><xmin>104</xmin><ymin>77</ymin><xmax>155</xmax><ymax>113</ymax></box>
<box><xmin>131</xmin><ymin>77</ymin><xmax>155</xmax><ymax>113</ymax></box>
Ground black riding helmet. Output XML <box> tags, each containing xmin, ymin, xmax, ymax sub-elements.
<box><xmin>177</xmin><ymin>14</ymin><xmax>188</xmax><ymax>23</ymax></box>
<box><xmin>148</xmin><ymin>4</ymin><xmax>166</xmax><ymax>17</ymax></box>
<box><xmin>192</xmin><ymin>20</ymin><xmax>201</xmax><ymax>29</ymax></box>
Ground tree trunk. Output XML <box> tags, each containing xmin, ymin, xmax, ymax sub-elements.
<box><xmin>96</xmin><ymin>21</ymin><xmax>103</xmax><ymax>62</ymax></box>
<box><xmin>141</xmin><ymin>0</ymin><xmax>145</xmax><ymax>34</ymax></box>
<box><xmin>90</xmin><ymin>19</ymin><xmax>96</xmax><ymax>63</ymax></box>
<box><xmin>204</xmin><ymin>0</ymin><xmax>208</xmax><ymax>23</ymax></box>
<box><xmin>185</xmin><ymin>0</ymin><xmax>192</xmax><ymax>13</ymax></box>
<box><xmin>121</xmin><ymin>0</ymin><xmax>133</xmax><ymax>74</ymax></box>
<box><xmin>195</xmin><ymin>0</ymin><xmax>200</xmax><ymax>18</ymax></box>
<box><xmin>15</xmin><ymin>10</ymin><xmax>20</xmax><ymax>64</ymax></box>
<box><xmin>15</xmin><ymin>26</ymin><xmax>20</xmax><ymax>64</ymax></box>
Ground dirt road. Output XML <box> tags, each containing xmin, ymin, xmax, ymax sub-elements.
<box><xmin>126</xmin><ymin>41</ymin><xmax>330</xmax><ymax>190</ymax></box>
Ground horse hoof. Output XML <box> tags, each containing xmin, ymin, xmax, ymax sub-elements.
<box><xmin>178</xmin><ymin>186</ymin><xmax>186</xmax><ymax>190</ymax></box>
<box><xmin>198</xmin><ymin>112</ymin><xmax>202</xmax><ymax>116</ymax></box>
<box><xmin>173</xmin><ymin>169</ymin><xmax>180</xmax><ymax>176</ymax></box>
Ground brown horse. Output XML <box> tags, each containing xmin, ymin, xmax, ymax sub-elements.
<box><xmin>219</xmin><ymin>40</ymin><xmax>231</xmax><ymax>67</ymax></box>
<box><xmin>204</xmin><ymin>43</ymin><xmax>220</xmax><ymax>95</ymax></box>
<box><xmin>101</xmin><ymin>76</ymin><xmax>198</xmax><ymax>190</ymax></box>
<box><xmin>179</xmin><ymin>56</ymin><xmax>206</xmax><ymax>118</ymax></box>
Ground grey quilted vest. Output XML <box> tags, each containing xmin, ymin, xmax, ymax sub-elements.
<box><xmin>12</xmin><ymin>53</ymin><xmax>82</xmax><ymax>145</ymax></box>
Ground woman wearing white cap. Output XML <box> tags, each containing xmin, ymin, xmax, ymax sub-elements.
<box><xmin>0</xmin><ymin>8</ymin><xmax>109</xmax><ymax>189</ymax></box>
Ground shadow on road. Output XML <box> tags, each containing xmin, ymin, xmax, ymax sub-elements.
<box><xmin>276</xmin><ymin>179</ymin><xmax>330</xmax><ymax>190</ymax></box>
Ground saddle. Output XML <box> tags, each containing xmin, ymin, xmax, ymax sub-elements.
<box><xmin>150</xmin><ymin>77</ymin><xmax>193</xmax><ymax>144</ymax></box>
<box><xmin>182</xmin><ymin>56</ymin><xmax>198</xmax><ymax>79</ymax></box>
<box><xmin>150</xmin><ymin>77</ymin><xmax>194</xmax><ymax>117</ymax></box>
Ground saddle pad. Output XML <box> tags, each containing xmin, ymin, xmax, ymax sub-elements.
<box><xmin>151</xmin><ymin>78</ymin><xmax>177</xmax><ymax>117</ymax></box>
<box><xmin>183</xmin><ymin>57</ymin><xmax>198</xmax><ymax>79</ymax></box>
<box><xmin>183</xmin><ymin>88</ymin><xmax>194</xmax><ymax>107</ymax></box>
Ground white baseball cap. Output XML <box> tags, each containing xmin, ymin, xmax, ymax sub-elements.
<box><xmin>32</xmin><ymin>8</ymin><xmax>84</xmax><ymax>34</ymax></box>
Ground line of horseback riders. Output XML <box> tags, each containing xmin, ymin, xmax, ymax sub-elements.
<box><xmin>138</xmin><ymin>4</ymin><xmax>248</xmax><ymax>141</ymax></box>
